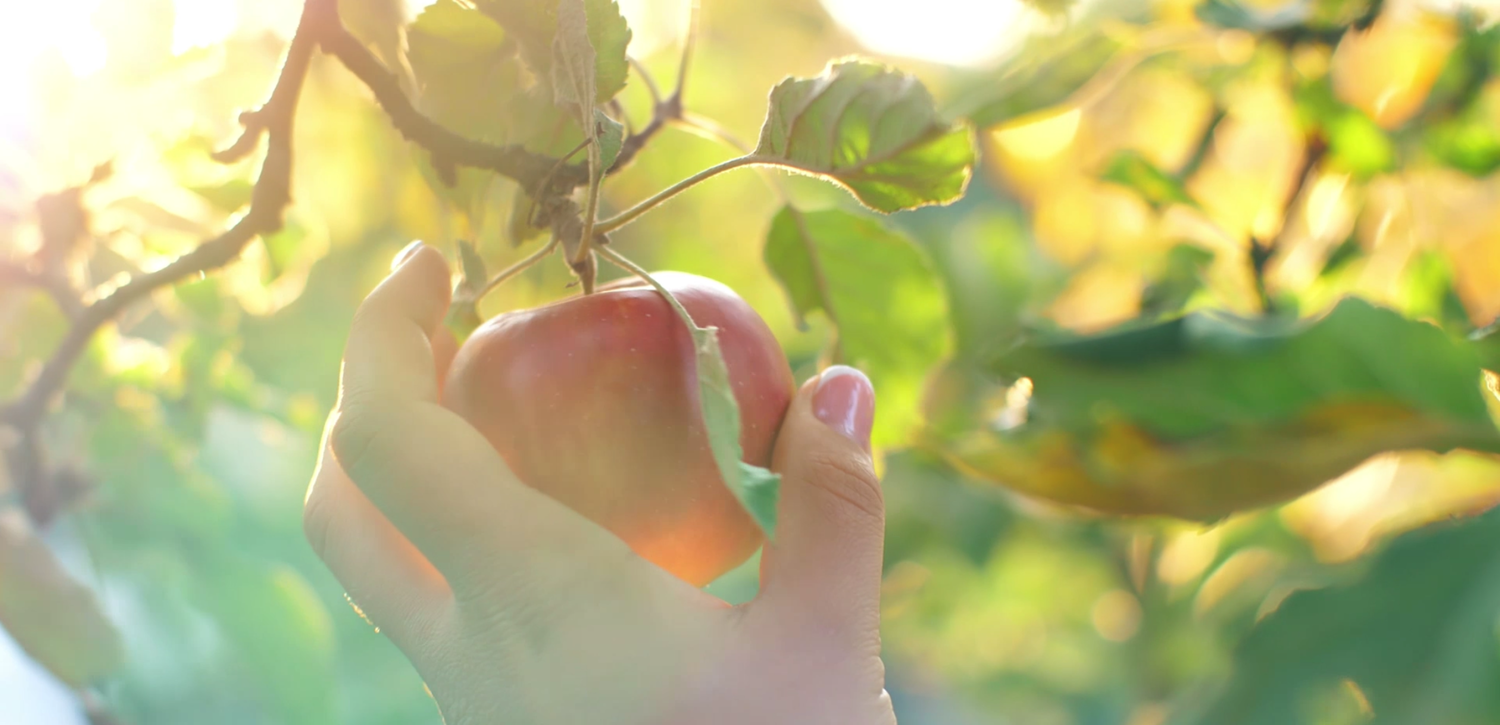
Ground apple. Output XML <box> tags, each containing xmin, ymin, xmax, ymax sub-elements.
<box><xmin>442</xmin><ymin>271</ymin><xmax>794</xmax><ymax>586</ymax></box>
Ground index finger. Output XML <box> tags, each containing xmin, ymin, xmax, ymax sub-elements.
<box><xmin>339</xmin><ymin>243</ymin><xmax>452</xmax><ymax>409</ymax></box>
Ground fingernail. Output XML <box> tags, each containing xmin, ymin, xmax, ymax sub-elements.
<box><xmin>391</xmin><ymin>240</ymin><xmax>426</xmax><ymax>271</ymax></box>
<box><xmin>813</xmin><ymin>365</ymin><xmax>875</xmax><ymax>451</ymax></box>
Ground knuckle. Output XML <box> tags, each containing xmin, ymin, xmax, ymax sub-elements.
<box><xmin>799</xmin><ymin>449</ymin><xmax>884</xmax><ymax>523</ymax></box>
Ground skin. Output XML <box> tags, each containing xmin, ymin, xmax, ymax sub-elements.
<box><xmin>303</xmin><ymin>244</ymin><xmax>896</xmax><ymax>725</ymax></box>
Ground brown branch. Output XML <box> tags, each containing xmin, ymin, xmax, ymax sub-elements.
<box><xmin>0</xmin><ymin>262</ymin><xmax>83</xmax><ymax>319</ymax></box>
<box><xmin>318</xmin><ymin>24</ymin><xmax>588</xmax><ymax>197</ymax></box>
<box><xmin>0</xmin><ymin>0</ymin><xmax>319</xmax><ymax>432</ymax></box>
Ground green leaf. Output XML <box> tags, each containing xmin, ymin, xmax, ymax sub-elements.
<box><xmin>1101</xmin><ymin>150</ymin><xmax>1199</xmax><ymax>210</ymax></box>
<box><xmin>0</xmin><ymin>514</ymin><xmax>124</xmax><ymax>687</ymax></box>
<box><xmin>582</xmin><ymin>0</ymin><xmax>631</xmax><ymax>103</ymax></box>
<box><xmin>594</xmin><ymin>109</ymin><xmax>624</xmax><ymax>171</ymax></box>
<box><xmin>553</xmin><ymin>0</ymin><xmax>609</xmax><ymax>239</ymax></box>
<box><xmin>933</xmin><ymin>299</ymin><xmax>1500</xmax><ymax>519</ymax></box>
<box><xmin>1427</xmin><ymin>109</ymin><xmax>1500</xmax><ymax>177</ymax></box>
<box><xmin>194</xmin><ymin>560</ymin><xmax>335</xmax><ymax>725</ymax></box>
<box><xmin>551</xmin><ymin>0</ymin><xmax>597</xmax><ymax>112</ymax></box>
<box><xmin>1473</xmin><ymin>322</ymin><xmax>1500</xmax><ymax>373</ymax></box>
<box><xmin>693</xmin><ymin>325</ymin><xmax>780</xmax><ymax>537</ymax></box>
<box><xmin>1325</xmin><ymin>109</ymin><xmax>1396</xmax><ymax>178</ymax></box>
<box><xmin>765</xmin><ymin>207</ymin><xmax>954</xmax><ymax>446</ymax></box>
<box><xmin>1295</xmin><ymin>79</ymin><xmax>1396</xmax><ymax>179</ymax></box>
<box><xmin>407</xmin><ymin>0</ymin><xmax>521</xmax><ymax>142</ymax></box>
<box><xmin>456</xmin><ymin>239</ymin><xmax>488</xmax><ymax>295</ymax></box>
<box><xmin>1182</xmin><ymin>506</ymin><xmax>1500</xmax><ymax>725</ymax></box>
<box><xmin>1140</xmin><ymin>243</ymin><xmax>1216</xmax><ymax>318</ymax></box>
<box><xmin>754</xmin><ymin>61</ymin><xmax>976</xmax><ymax>213</ymax></box>
<box><xmin>475</xmin><ymin>0</ymin><xmax>631</xmax><ymax>102</ymax></box>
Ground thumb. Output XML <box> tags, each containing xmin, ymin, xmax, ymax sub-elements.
<box><xmin>759</xmin><ymin>365</ymin><xmax>883</xmax><ymax>631</ymax></box>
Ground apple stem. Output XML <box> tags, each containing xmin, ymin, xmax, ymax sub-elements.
<box><xmin>597</xmin><ymin>246</ymin><xmax>695</xmax><ymax>329</ymax></box>
<box><xmin>477</xmin><ymin>236</ymin><xmax>560</xmax><ymax>302</ymax></box>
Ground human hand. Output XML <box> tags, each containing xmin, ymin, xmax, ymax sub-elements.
<box><xmin>303</xmin><ymin>243</ymin><xmax>896</xmax><ymax>725</ymax></box>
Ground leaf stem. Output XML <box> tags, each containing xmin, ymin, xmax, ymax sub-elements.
<box><xmin>596</xmin><ymin>246</ymin><xmax>695</xmax><ymax>329</ymax></box>
<box><xmin>672</xmin><ymin>115</ymin><xmax>839</xmax><ymax>352</ymax></box>
<box><xmin>595</xmin><ymin>155</ymin><xmax>766</xmax><ymax>234</ymax></box>
<box><xmin>478</xmin><ymin>236</ymin><xmax>561</xmax><ymax>302</ymax></box>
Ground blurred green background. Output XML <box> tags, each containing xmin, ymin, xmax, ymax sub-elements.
<box><xmin>3</xmin><ymin>0</ymin><xmax>1500</xmax><ymax>723</ymax></box>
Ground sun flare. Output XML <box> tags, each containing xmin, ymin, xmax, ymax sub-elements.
<box><xmin>819</xmin><ymin>0</ymin><xmax>1040</xmax><ymax>67</ymax></box>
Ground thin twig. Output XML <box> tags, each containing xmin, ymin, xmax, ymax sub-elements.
<box><xmin>478</xmin><ymin>236</ymin><xmax>560</xmax><ymax>301</ymax></box>
<box><xmin>674</xmin><ymin>114</ymin><xmax>838</xmax><ymax>351</ymax></box>
<box><xmin>676</xmin><ymin>0</ymin><xmax>700</xmax><ymax>99</ymax></box>
<box><xmin>609</xmin><ymin>2</ymin><xmax>699</xmax><ymax>173</ymax></box>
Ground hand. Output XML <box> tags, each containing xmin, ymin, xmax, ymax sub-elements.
<box><xmin>303</xmin><ymin>244</ymin><xmax>896</xmax><ymax>725</ymax></box>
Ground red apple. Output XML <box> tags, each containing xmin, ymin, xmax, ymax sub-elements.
<box><xmin>442</xmin><ymin>271</ymin><xmax>794</xmax><ymax>586</ymax></box>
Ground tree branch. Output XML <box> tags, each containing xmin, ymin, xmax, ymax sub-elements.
<box><xmin>0</xmin><ymin>262</ymin><xmax>83</xmax><ymax>319</ymax></box>
<box><xmin>0</xmin><ymin>0</ymin><xmax>320</xmax><ymax>432</ymax></box>
<box><xmin>318</xmin><ymin>24</ymin><xmax>588</xmax><ymax>197</ymax></box>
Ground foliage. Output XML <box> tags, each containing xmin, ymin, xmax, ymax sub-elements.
<box><xmin>1</xmin><ymin>0</ymin><xmax>1500</xmax><ymax>723</ymax></box>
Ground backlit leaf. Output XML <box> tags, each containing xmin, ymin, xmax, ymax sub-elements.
<box><xmin>407</xmin><ymin>0</ymin><xmax>521</xmax><ymax>142</ymax></box>
<box><xmin>932</xmin><ymin>299</ymin><xmax>1500</xmax><ymax>519</ymax></box>
<box><xmin>694</xmin><ymin>326</ymin><xmax>780</xmax><ymax>537</ymax></box>
<box><xmin>754</xmin><ymin>62</ymin><xmax>976</xmax><ymax>213</ymax></box>
<box><xmin>594</xmin><ymin>109</ymin><xmax>624</xmax><ymax>172</ymax></box>
<box><xmin>765</xmin><ymin>207</ymin><xmax>953</xmax><ymax>446</ymax></box>
<box><xmin>475</xmin><ymin>0</ymin><xmax>631</xmax><ymax>102</ymax></box>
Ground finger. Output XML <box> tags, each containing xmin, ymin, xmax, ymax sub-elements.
<box><xmin>339</xmin><ymin>242</ymin><xmax>452</xmax><ymax>410</ymax></box>
<box><xmin>757</xmin><ymin>366</ymin><xmax>882</xmax><ymax>636</ymax></box>
<box><xmin>304</xmin><ymin>415</ymin><xmax>451</xmax><ymax>659</ymax></box>
<box><xmin>331</xmin><ymin>245</ymin><xmax>661</xmax><ymax>601</ymax></box>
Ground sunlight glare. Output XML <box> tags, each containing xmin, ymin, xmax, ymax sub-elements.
<box><xmin>173</xmin><ymin>0</ymin><xmax>239</xmax><ymax>55</ymax></box>
<box><xmin>819</xmin><ymin>0</ymin><xmax>1037</xmax><ymax>67</ymax></box>
<box><xmin>0</xmin><ymin>1</ymin><xmax>106</xmax><ymax>129</ymax></box>
<box><xmin>0</xmin><ymin>2</ymin><xmax>108</xmax><ymax>81</ymax></box>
